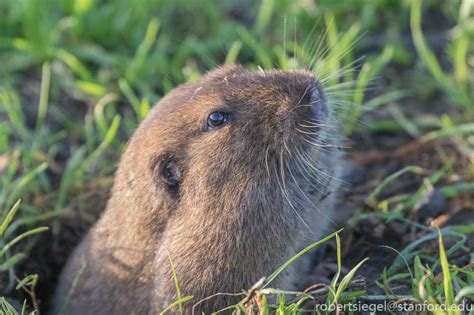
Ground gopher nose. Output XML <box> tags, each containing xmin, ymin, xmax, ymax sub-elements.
<box><xmin>309</xmin><ymin>81</ymin><xmax>328</xmax><ymax>125</ymax></box>
<box><xmin>295</xmin><ymin>79</ymin><xmax>328</xmax><ymax>125</ymax></box>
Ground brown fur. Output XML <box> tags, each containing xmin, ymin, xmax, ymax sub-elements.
<box><xmin>54</xmin><ymin>65</ymin><xmax>342</xmax><ymax>314</ymax></box>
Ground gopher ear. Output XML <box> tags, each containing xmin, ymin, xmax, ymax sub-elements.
<box><xmin>152</xmin><ymin>154</ymin><xmax>182</xmax><ymax>195</ymax></box>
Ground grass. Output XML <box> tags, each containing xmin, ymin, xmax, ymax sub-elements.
<box><xmin>0</xmin><ymin>0</ymin><xmax>473</xmax><ymax>314</ymax></box>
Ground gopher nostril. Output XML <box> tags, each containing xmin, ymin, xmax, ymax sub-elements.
<box><xmin>309</xmin><ymin>83</ymin><xmax>328</xmax><ymax>124</ymax></box>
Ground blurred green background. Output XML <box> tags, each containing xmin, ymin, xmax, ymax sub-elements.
<box><xmin>0</xmin><ymin>0</ymin><xmax>473</xmax><ymax>313</ymax></box>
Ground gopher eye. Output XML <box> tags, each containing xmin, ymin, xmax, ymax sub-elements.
<box><xmin>207</xmin><ymin>111</ymin><xmax>229</xmax><ymax>129</ymax></box>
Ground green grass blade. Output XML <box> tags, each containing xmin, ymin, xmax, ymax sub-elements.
<box><xmin>0</xmin><ymin>199</ymin><xmax>21</xmax><ymax>237</ymax></box>
<box><xmin>54</xmin><ymin>49</ymin><xmax>93</xmax><ymax>81</ymax></box>
<box><xmin>367</xmin><ymin>166</ymin><xmax>424</xmax><ymax>205</ymax></box>
<box><xmin>236</xmin><ymin>26</ymin><xmax>273</xmax><ymax>69</ymax></box>
<box><xmin>0</xmin><ymin>253</ymin><xmax>26</xmax><ymax>272</ymax></box>
<box><xmin>166</xmin><ymin>248</ymin><xmax>184</xmax><ymax>315</ymax></box>
<box><xmin>0</xmin><ymin>87</ymin><xmax>30</xmax><ymax>140</ymax></box>
<box><xmin>82</xmin><ymin>115</ymin><xmax>121</xmax><ymax>170</ymax></box>
<box><xmin>0</xmin><ymin>226</ymin><xmax>48</xmax><ymax>258</ymax></box>
<box><xmin>125</xmin><ymin>18</ymin><xmax>160</xmax><ymax>83</ymax></box>
<box><xmin>263</xmin><ymin>229</ymin><xmax>343</xmax><ymax>288</ymax></box>
<box><xmin>379</xmin><ymin>245</ymin><xmax>413</xmax><ymax>280</ymax></box>
<box><xmin>410</xmin><ymin>0</ymin><xmax>445</xmax><ymax>82</ymax></box>
<box><xmin>333</xmin><ymin>258</ymin><xmax>369</xmax><ymax>305</ymax></box>
<box><xmin>1</xmin><ymin>297</ymin><xmax>19</xmax><ymax>315</ymax></box>
<box><xmin>225</xmin><ymin>40</ymin><xmax>243</xmax><ymax>65</ymax></box>
<box><xmin>254</xmin><ymin>0</ymin><xmax>274</xmax><ymax>34</ymax></box>
<box><xmin>159</xmin><ymin>296</ymin><xmax>194</xmax><ymax>315</ymax></box>
<box><xmin>347</xmin><ymin>45</ymin><xmax>393</xmax><ymax>133</ymax></box>
<box><xmin>454</xmin><ymin>285</ymin><xmax>474</xmax><ymax>304</ymax></box>
<box><xmin>55</xmin><ymin>147</ymin><xmax>86</xmax><ymax>211</ymax></box>
<box><xmin>6</xmin><ymin>163</ymin><xmax>47</xmax><ymax>209</ymax></box>
<box><xmin>327</xmin><ymin>233</ymin><xmax>342</xmax><ymax>304</ymax></box>
<box><xmin>35</xmin><ymin>62</ymin><xmax>51</xmax><ymax>133</ymax></box>
<box><xmin>15</xmin><ymin>274</ymin><xmax>38</xmax><ymax>290</ymax></box>
<box><xmin>421</xmin><ymin>123</ymin><xmax>474</xmax><ymax>142</ymax></box>
<box><xmin>59</xmin><ymin>261</ymin><xmax>86</xmax><ymax>315</ymax></box>
<box><xmin>118</xmin><ymin>79</ymin><xmax>141</xmax><ymax>121</ymax></box>
<box><xmin>437</xmin><ymin>228</ymin><xmax>456</xmax><ymax>315</ymax></box>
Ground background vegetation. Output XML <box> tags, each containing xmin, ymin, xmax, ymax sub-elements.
<box><xmin>0</xmin><ymin>0</ymin><xmax>473</xmax><ymax>313</ymax></box>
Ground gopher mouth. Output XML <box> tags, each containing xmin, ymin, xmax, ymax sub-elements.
<box><xmin>306</xmin><ymin>171</ymin><xmax>333</xmax><ymax>201</ymax></box>
<box><xmin>300</xmin><ymin>142</ymin><xmax>335</xmax><ymax>199</ymax></box>
<box><xmin>306</xmin><ymin>172</ymin><xmax>322</xmax><ymax>196</ymax></box>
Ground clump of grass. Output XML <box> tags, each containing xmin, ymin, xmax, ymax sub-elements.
<box><xmin>379</xmin><ymin>228</ymin><xmax>473</xmax><ymax>314</ymax></box>
<box><xmin>411</xmin><ymin>0</ymin><xmax>474</xmax><ymax>117</ymax></box>
<box><xmin>1</xmin><ymin>297</ymin><xmax>26</xmax><ymax>315</ymax></box>
<box><xmin>1</xmin><ymin>200</ymin><xmax>48</xmax><ymax>309</ymax></box>
<box><xmin>209</xmin><ymin>229</ymin><xmax>367</xmax><ymax>314</ymax></box>
<box><xmin>162</xmin><ymin>220</ymin><xmax>470</xmax><ymax>314</ymax></box>
<box><xmin>411</xmin><ymin>0</ymin><xmax>474</xmax><ymax>164</ymax></box>
<box><xmin>159</xmin><ymin>230</ymin><xmax>371</xmax><ymax>314</ymax></box>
